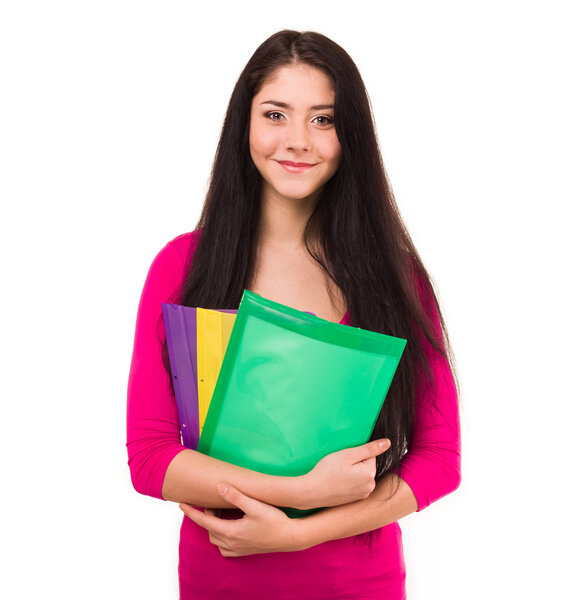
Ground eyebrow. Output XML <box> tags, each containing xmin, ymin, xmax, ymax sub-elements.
<box><xmin>260</xmin><ymin>100</ymin><xmax>335</xmax><ymax>111</ymax></box>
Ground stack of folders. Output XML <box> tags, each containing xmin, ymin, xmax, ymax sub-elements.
<box><xmin>162</xmin><ymin>290</ymin><xmax>406</xmax><ymax>514</ymax></box>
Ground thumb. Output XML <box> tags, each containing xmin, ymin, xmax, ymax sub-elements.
<box><xmin>347</xmin><ymin>439</ymin><xmax>391</xmax><ymax>464</ymax></box>
<box><xmin>216</xmin><ymin>483</ymin><xmax>264</xmax><ymax>515</ymax></box>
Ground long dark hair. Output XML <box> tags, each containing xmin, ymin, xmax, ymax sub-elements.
<box><xmin>167</xmin><ymin>30</ymin><xmax>456</xmax><ymax>479</ymax></box>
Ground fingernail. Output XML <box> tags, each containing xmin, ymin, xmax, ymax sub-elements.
<box><xmin>378</xmin><ymin>440</ymin><xmax>390</xmax><ymax>449</ymax></box>
<box><xmin>216</xmin><ymin>483</ymin><xmax>228</xmax><ymax>495</ymax></box>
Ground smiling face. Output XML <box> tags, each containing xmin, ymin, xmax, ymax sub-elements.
<box><xmin>249</xmin><ymin>64</ymin><xmax>341</xmax><ymax>207</ymax></box>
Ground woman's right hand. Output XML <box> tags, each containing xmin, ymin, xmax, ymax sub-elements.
<box><xmin>296</xmin><ymin>439</ymin><xmax>391</xmax><ymax>510</ymax></box>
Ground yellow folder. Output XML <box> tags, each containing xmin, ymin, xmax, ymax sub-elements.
<box><xmin>196</xmin><ymin>308</ymin><xmax>236</xmax><ymax>432</ymax></box>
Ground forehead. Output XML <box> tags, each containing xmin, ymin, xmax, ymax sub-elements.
<box><xmin>254</xmin><ymin>64</ymin><xmax>335</xmax><ymax>106</ymax></box>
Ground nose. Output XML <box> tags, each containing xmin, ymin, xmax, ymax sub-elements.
<box><xmin>285</xmin><ymin>119</ymin><xmax>311</xmax><ymax>153</ymax></box>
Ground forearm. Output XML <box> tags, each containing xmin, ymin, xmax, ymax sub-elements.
<box><xmin>163</xmin><ymin>439</ymin><xmax>389</xmax><ymax>510</ymax></box>
<box><xmin>176</xmin><ymin>460</ymin><xmax>416</xmax><ymax>557</ymax></box>
<box><xmin>294</xmin><ymin>473</ymin><xmax>418</xmax><ymax>549</ymax></box>
<box><xmin>162</xmin><ymin>449</ymin><xmax>306</xmax><ymax>509</ymax></box>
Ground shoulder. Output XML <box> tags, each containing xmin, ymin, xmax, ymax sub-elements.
<box><xmin>142</xmin><ymin>229</ymin><xmax>201</xmax><ymax>301</ymax></box>
<box><xmin>151</xmin><ymin>229</ymin><xmax>201</xmax><ymax>272</ymax></box>
<box><xmin>160</xmin><ymin>229</ymin><xmax>202</xmax><ymax>264</ymax></box>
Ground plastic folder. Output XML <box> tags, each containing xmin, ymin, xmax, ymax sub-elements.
<box><xmin>197</xmin><ymin>291</ymin><xmax>407</xmax><ymax>492</ymax></box>
<box><xmin>162</xmin><ymin>304</ymin><xmax>237</xmax><ymax>449</ymax></box>
<box><xmin>196</xmin><ymin>308</ymin><xmax>237</xmax><ymax>432</ymax></box>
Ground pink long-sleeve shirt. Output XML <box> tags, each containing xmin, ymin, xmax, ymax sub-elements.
<box><xmin>127</xmin><ymin>231</ymin><xmax>461</xmax><ymax>599</ymax></box>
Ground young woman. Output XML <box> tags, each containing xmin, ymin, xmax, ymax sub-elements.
<box><xmin>127</xmin><ymin>30</ymin><xmax>461</xmax><ymax>599</ymax></box>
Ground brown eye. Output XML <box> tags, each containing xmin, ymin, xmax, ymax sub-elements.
<box><xmin>313</xmin><ymin>115</ymin><xmax>334</xmax><ymax>126</ymax></box>
<box><xmin>266</xmin><ymin>111</ymin><xmax>285</xmax><ymax>121</ymax></box>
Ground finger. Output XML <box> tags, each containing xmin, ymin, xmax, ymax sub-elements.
<box><xmin>179</xmin><ymin>503</ymin><xmax>230</xmax><ymax>536</ymax></box>
<box><xmin>209</xmin><ymin>531</ymin><xmax>230</xmax><ymax>549</ymax></box>
<box><xmin>367</xmin><ymin>457</ymin><xmax>378</xmax><ymax>480</ymax></box>
<box><xmin>345</xmin><ymin>439</ymin><xmax>391</xmax><ymax>463</ymax></box>
<box><xmin>209</xmin><ymin>533</ymin><xmax>245</xmax><ymax>558</ymax></box>
<box><xmin>216</xmin><ymin>483</ymin><xmax>265</xmax><ymax>515</ymax></box>
<box><xmin>209</xmin><ymin>531</ymin><xmax>242</xmax><ymax>556</ymax></box>
<box><xmin>358</xmin><ymin>456</ymin><xmax>378</xmax><ymax>477</ymax></box>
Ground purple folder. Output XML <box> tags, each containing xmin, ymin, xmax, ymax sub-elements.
<box><xmin>162</xmin><ymin>304</ymin><xmax>237</xmax><ymax>449</ymax></box>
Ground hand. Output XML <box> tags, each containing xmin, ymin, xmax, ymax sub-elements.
<box><xmin>179</xmin><ymin>484</ymin><xmax>305</xmax><ymax>557</ymax></box>
<box><xmin>297</xmin><ymin>439</ymin><xmax>391</xmax><ymax>510</ymax></box>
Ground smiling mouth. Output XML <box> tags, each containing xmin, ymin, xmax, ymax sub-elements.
<box><xmin>277</xmin><ymin>160</ymin><xmax>316</xmax><ymax>173</ymax></box>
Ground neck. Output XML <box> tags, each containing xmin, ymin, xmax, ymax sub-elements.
<box><xmin>258</xmin><ymin>182</ymin><xmax>320</xmax><ymax>250</ymax></box>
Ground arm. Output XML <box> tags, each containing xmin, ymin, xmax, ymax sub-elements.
<box><xmin>162</xmin><ymin>439</ymin><xmax>390</xmax><ymax>510</ymax></box>
<box><xmin>180</xmin><ymin>297</ymin><xmax>461</xmax><ymax>555</ymax></box>
<box><xmin>295</xmin><ymin>472</ymin><xmax>418</xmax><ymax>546</ymax></box>
<box><xmin>180</xmin><ymin>358</ymin><xmax>459</xmax><ymax>555</ymax></box>
<box><xmin>395</xmin><ymin>299</ymin><xmax>462</xmax><ymax>511</ymax></box>
<box><xmin>180</xmin><ymin>471</ymin><xmax>417</xmax><ymax>556</ymax></box>
<box><xmin>127</xmin><ymin>234</ymin><xmax>389</xmax><ymax>510</ymax></box>
<box><xmin>291</xmin><ymin>338</ymin><xmax>460</xmax><ymax>544</ymax></box>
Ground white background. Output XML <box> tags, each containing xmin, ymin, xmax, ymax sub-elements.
<box><xmin>1</xmin><ymin>1</ymin><xmax>571</xmax><ymax>598</ymax></box>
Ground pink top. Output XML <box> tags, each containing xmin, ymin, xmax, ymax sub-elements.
<box><xmin>127</xmin><ymin>231</ymin><xmax>461</xmax><ymax>599</ymax></box>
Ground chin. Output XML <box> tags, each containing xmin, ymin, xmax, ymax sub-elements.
<box><xmin>274</xmin><ymin>182</ymin><xmax>323</xmax><ymax>201</ymax></box>
<box><xmin>280</xmin><ymin>190</ymin><xmax>320</xmax><ymax>203</ymax></box>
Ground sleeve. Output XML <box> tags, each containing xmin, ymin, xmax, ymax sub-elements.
<box><xmin>395</xmin><ymin>305</ymin><xmax>462</xmax><ymax>511</ymax></box>
<box><xmin>126</xmin><ymin>238</ymin><xmax>190</xmax><ymax>500</ymax></box>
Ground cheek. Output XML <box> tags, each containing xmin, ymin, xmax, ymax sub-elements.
<box><xmin>249</xmin><ymin>123</ymin><xmax>277</xmax><ymax>159</ymax></box>
<box><xmin>321</xmin><ymin>134</ymin><xmax>342</xmax><ymax>168</ymax></box>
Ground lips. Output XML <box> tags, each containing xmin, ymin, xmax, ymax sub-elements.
<box><xmin>277</xmin><ymin>160</ymin><xmax>315</xmax><ymax>173</ymax></box>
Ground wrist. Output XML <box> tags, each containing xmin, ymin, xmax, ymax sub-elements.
<box><xmin>288</xmin><ymin>513</ymin><xmax>321</xmax><ymax>551</ymax></box>
<box><xmin>289</xmin><ymin>473</ymin><xmax>316</xmax><ymax>511</ymax></box>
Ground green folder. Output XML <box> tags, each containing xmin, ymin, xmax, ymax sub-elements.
<box><xmin>197</xmin><ymin>290</ymin><xmax>406</xmax><ymax>511</ymax></box>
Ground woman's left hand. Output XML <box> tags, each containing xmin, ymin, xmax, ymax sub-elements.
<box><xmin>179</xmin><ymin>483</ymin><xmax>307</xmax><ymax>557</ymax></box>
